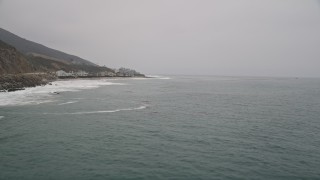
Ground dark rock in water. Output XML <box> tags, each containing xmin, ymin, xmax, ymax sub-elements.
<box><xmin>8</xmin><ymin>88</ymin><xmax>25</xmax><ymax>92</ymax></box>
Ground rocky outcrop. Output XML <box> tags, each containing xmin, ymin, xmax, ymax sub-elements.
<box><xmin>0</xmin><ymin>73</ymin><xmax>56</xmax><ymax>92</ymax></box>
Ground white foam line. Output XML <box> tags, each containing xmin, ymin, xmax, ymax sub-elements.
<box><xmin>0</xmin><ymin>79</ymin><xmax>126</xmax><ymax>106</ymax></box>
<box><xmin>44</xmin><ymin>105</ymin><xmax>147</xmax><ymax>115</ymax></box>
<box><xmin>58</xmin><ymin>101</ymin><xmax>78</xmax><ymax>105</ymax></box>
<box><xmin>69</xmin><ymin>105</ymin><xmax>147</xmax><ymax>115</ymax></box>
<box><xmin>147</xmin><ymin>75</ymin><xmax>171</xmax><ymax>80</ymax></box>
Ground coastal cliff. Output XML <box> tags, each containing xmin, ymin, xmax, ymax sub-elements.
<box><xmin>0</xmin><ymin>28</ymin><xmax>145</xmax><ymax>92</ymax></box>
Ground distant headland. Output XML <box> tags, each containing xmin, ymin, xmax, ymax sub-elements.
<box><xmin>0</xmin><ymin>28</ymin><xmax>145</xmax><ymax>92</ymax></box>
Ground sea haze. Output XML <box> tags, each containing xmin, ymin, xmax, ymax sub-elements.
<box><xmin>0</xmin><ymin>76</ymin><xmax>320</xmax><ymax>179</ymax></box>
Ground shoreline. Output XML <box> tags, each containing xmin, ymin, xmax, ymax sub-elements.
<box><xmin>0</xmin><ymin>74</ymin><xmax>150</xmax><ymax>92</ymax></box>
<box><xmin>0</xmin><ymin>73</ymin><xmax>56</xmax><ymax>92</ymax></box>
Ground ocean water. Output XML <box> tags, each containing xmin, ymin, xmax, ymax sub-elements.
<box><xmin>0</xmin><ymin>76</ymin><xmax>320</xmax><ymax>179</ymax></box>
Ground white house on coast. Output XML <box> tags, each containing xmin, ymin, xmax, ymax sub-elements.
<box><xmin>76</xmin><ymin>70</ymin><xmax>89</xmax><ymax>76</ymax></box>
<box><xmin>56</xmin><ymin>70</ymin><xmax>72</xmax><ymax>77</ymax></box>
<box><xmin>96</xmin><ymin>71</ymin><xmax>116</xmax><ymax>77</ymax></box>
<box><xmin>56</xmin><ymin>70</ymin><xmax>89</xmax><ymax>77</ymax></box>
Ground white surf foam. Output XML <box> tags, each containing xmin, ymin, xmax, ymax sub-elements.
<box><xmin>0</xmin><ymin>79</ymin><xmax>126</xmax><ymax>106</ymax></box>
<box><xmin>44</xmin><ymin>105</ymin><xmax>147</xmax><ymax>115</ymax></box>
<box><xmin>147</xmin><ymin>75</ymin><xmax>171</xmax><ymax>80</ymax></box>
<box><xmin>0</xmin><ymin>116</ymin><xmax>4</xmax><ymax>119</ymax></box>
<box><xmin>58</xmin><ymin>101</ymin><xmax>78</xmax><ymax>105</ymax></box>
<box><xmin>69</xmin><ymin>105</ymin><xmax>147</xmax><ymax>115</ymax></box>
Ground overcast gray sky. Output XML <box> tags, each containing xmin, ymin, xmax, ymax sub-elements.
<box><xmin>0</xmin><ymin>0</ymin><xmax>320</xmax><ymax>77</ymax></box>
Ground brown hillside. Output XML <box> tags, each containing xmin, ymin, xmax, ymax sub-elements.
<box><xmin>0</xmin><ymin>40</ymin><xmax>34</xmax><ymax>74</ymax></box>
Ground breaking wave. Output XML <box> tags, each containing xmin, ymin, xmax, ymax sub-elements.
<box><xmin>147</xmin><ymin>75</ymin><xmax>171</xmax><ymax>80</ymax></box>
<box><xmin>0</xmin><ymin>79</ymin><xmax>126</xmax><ymax>106</ymax></box>
<box><xmin>44</xmin><ymin>105</ymin><xmax>147</xmax><ymax>115</ymax></box>
<box><xmin>58</xmin><ymin>101</ymin><xmax>78</xmax><ymax>105</ymax></box>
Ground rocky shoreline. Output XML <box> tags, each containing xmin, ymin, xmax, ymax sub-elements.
<box><xmin>0</xmin><ymin>73</ymin><xmax>57</xmax><ymax>92</ymax></box>
<box><xmin>0</xmin><ymin>74</ymin><xmax>150</xmax><ymax>92</ymax></box>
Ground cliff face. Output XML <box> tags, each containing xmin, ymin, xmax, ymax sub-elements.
<box><xmin>0</xmin><ymin>40</ymin><xmax>34</xmax><ymax>74</ymax></box>
<box><xmin>0</xmin><ymin>29</ymin><xmax>145</xmax><ymax>92</ymax></box>
<box><xmin>0</xmin><ymin>28</ymin><xmax>145</xmax><ymax>80</ymax></box>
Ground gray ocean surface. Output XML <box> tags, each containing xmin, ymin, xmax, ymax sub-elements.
<box><xmin>0</xmin><ymin>76</ymin><xmax>320</xmax><ymax>179</ymax></box>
